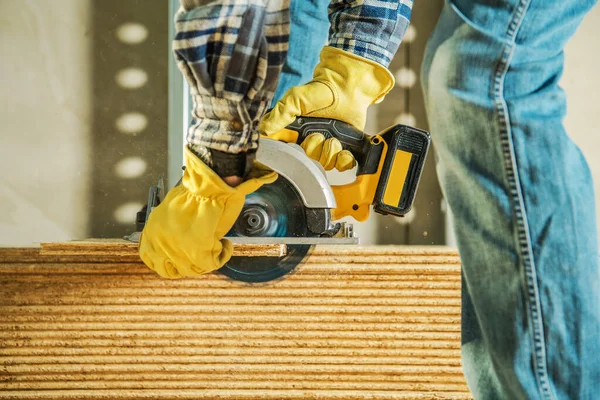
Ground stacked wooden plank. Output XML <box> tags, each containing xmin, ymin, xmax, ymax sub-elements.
<box><xmin>0</xmin><ymin>242</ymin><xmax>470</xmax><ymax>399</ymax></box>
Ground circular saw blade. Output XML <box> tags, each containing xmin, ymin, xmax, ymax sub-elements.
<box><xmin>219</xmin><ymin>176</ymin><xmax>316</xmax><ymax>283</ymax></box>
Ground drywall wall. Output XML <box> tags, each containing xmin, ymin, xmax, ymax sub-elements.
<box><xmin>0</xmin><ymin>0</ymin><xmax>92</xmax><ymax>245</ymax></box>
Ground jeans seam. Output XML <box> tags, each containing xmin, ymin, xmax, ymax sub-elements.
<box><xmin>491</xmin><ymin>1</ymin><xmax>557</xmax><ymax>399</ymax></box>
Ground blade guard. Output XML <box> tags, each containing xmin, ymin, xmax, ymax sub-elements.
<box><xmin>269</xmin><ymin>117</ymin><xmax>430</xmax><ymax>222</ymax></box>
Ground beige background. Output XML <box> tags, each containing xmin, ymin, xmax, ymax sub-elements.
<box><xmin>563</xmin><ymin>6</ymin><xmax>600</xmax><ymax>210</ymax></box>
<box><xmin>0</xmin><ymin>0</ymin><xmax>92</xmax><ymax>245</ymax></box>
<box><xmin>0</xmin><ymin>1</ymin><xmax>598</xmax><ymax>246</ymax></box>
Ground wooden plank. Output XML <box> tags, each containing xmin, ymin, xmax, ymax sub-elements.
<box><xmin>0</xmin><ymin>246</ymin><xmax>470</xmax><ymax>399</ymax></box>
<box><xmin>0</xmin><ymin>240</ymin><xmax>287</xmax><ymax>264</ymax></box>
<box><xmin>0</xmin><ymin>243</ymin><xmax>457</xmax><ymax>265</ymax></box>
<box><xmin>42</xmin><ymin>239</ymin><xmax>287</xmax><ymax>258</ymax></box>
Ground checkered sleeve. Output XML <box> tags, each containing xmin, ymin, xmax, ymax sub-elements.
<box><xmin>328</xmin><ymin>0</ymin><xmax>413</xmax><ymax>67</ymax></box>
<box><xmin>173</xmin><ymin>0</ymin><xmax>290</xmax><ymax>157</ymax></box>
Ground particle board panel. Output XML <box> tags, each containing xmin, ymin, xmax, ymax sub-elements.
<box><xmin>0</xmin><ymin>245</ymin><xmax>471</xmax><ymax>399</ymax></box>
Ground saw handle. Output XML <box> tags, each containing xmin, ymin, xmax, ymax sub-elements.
<box><xmin>283</xmin><ymin>116</ymin><xmax>384</xmax><ymax>175</ymax></box>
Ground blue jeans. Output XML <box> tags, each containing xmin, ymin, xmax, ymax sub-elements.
<box><xmin>278</xmin><ymin>0</ymin><xmax>600</xmax><ymax>398</ymax></box>
<box><xmin>272</xmin><ymin>0</ymin><xmax>329</xmax><ymax>104</ymax></box>
<box><xmin>422</xmin><ymin>0</ymin><xmax>600</xmax><ymax>399</ymax></box>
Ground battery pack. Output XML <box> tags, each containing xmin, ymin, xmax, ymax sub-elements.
<box><xmin>373</xmin><ymin>125</ymin><xmax>430</xmax><ymax>216</ymax></box>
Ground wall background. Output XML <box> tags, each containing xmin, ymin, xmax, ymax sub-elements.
<box><xmin>0</xmin><ymin>0</ymin><xmax>92</xmax><ymax>245</ymax></box>
<box><xmin>0</xmin><ymin>0</ymin><xmax>168</xmax><ymax>245</ymax></box>
<box><xmin>0</xmin><ymin>0</ymin><xmax>598</xmax><ymax>246</ymax></box>
<box><xmin>562</xmin><ymin>5</ymin><xmax>600</xmax><ymax>223</ymax></box>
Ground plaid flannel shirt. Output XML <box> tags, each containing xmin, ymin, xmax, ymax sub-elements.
<box><xmin>174</xmin><ymin>0</ymin><xmax>289</xmax><ymax>163</ymax></box>
<box><xmin>329</xmin><ymin>0</ymin><xmax>413</xmax><ymax>66</ymax></box>
<box><xmin>174</xmin><ymin>0</ymin><xmax>412</xmax><ymax>161</ymax></box>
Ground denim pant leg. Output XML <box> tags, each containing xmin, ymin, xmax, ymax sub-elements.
<box><xmin>422</xmin><ymin>0</ymin><xmax>600</xmax><ymax>399</ymax></box>
<box><xmin>271</xmin><ymin>0</ymin><xmax>329</xmax><ymax>104</ymax></box>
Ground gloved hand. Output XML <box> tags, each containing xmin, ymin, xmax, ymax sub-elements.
<box><xmin>260</xmin><ymin>46</ymin><xmax>395</xmax><ymax>172</ymax></box>
<box><xmin>139</xmin><ymin>147</ymin><xmax>278</xmax><ymax>279</ymax></box>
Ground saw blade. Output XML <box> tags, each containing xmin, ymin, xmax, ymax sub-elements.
<box><xmin>219</xmin><ymin>175</ymin><xmax>321</xmax><ymax>282</ymax></box>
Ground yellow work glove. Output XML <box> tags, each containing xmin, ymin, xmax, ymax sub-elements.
<box><xmin>139</xmin><ymin>147</ymin><xmax>278</xmax><ymax>279</ymax></box>
<box><xmin>260</xmin><ymin>46</ymin><xmax>395</xmax><ymax>172</ymax></box>
<box><xmin>299</xmin><ymin>132</ymin><xmax>356</xmax><ymax>172</ymax></box>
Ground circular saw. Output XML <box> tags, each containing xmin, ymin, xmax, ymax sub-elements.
<box><xmin>126</xmin><ymin>117</ymin><xmax>430</xmax><ymax>283</ymax></box>
<box><xmin>221</xmin><ymin>117</ymin><xmax>430</xmax><ymax>282</ymax></box>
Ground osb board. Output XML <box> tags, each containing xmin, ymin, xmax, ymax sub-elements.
<box><xmin>0</xmin><ymin>245</ymin><xmax>471</xmax><ymax>399</ymax></box>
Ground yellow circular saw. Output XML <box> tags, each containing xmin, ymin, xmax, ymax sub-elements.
<box><xmin>221</xmin><ymin>116</ymin><xmax>430</xmax><ymax>282</ymax></box>
<box><xmin>127</xmin><ymin>117</ymin><xmax>430</xmax><ymax>283</ymax></box>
